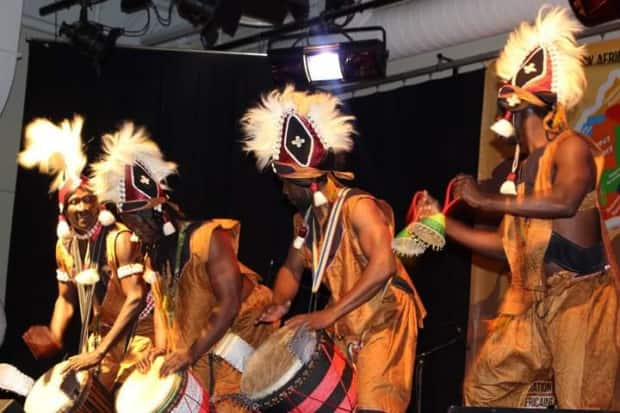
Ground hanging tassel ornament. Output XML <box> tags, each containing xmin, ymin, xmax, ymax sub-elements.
<box><xmin>310</xmin><ymin>182</ymin><xmax>328</xmax><ymax>207</ymax></box>
<box><xmin>293</xmin><ymin>208</ymin><xmax>312</xmax><ymax>250</ymax></box>
<box><xmin>490</xmin><ymin>111</ymin><xmax>515</xmax><ymax>139</ymax></box>
<box><xmin>293</xmin><ymin>226</ymin><xmax>308</xmax><ymax>250</ymax></box>
<box><xmin>162</xmin><ymin>213</ymin><xmax>176</xmax><ymax>236</ymax></box>
<box><xmin>98</xmin><ymin>207</ymin><xmax>115</xmax><ymax>227</ymax></box>
<box><xmin>130</xmin><ymin>233</ymin><xmax>140</xmax><ymax>243</ymax></box>
<box><xmin>499</xmin><ymin>143</ymin><xmax>520</xmax><ymax>196</ymax></box>
<box><xmin>56</xmin><ymin>215</ymin><xmax>71</xmax><ymax>239</ymax></box>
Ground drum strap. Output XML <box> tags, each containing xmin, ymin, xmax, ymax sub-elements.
<box><xmin>311</xmin><ymin>188</ymin><xmax>351</xmax><ymax>293</ymax></box>
<box><xmin>210</xmin><ymin>332</ymin><xmax>254</xmax><ymax>373</ymax></box>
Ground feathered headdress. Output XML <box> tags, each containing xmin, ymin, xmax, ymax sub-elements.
<box><xmin>17</xmin><ymin>115</ymin><xmax>112</xmax><ymax>238</ymax></box>
<box><xmin>241</xmin><ymin>85</ymin><xmax>356</xmax><ymax>181</ymax></box>
<box><xmin>90</xmin><ymin>122</ymin><xmax>178</xmax><ymax>235</ymax></box>
<box><xmin>491</xmin><ymin>6</ymin><xmax>586</xmax><ymax>195</ymax></box>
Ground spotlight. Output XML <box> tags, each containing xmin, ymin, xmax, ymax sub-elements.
<box><xmin>569</xmin><ymin>0</ymin><xmax>620</xmax><ymax>27</ymax></box>
<box><xmin>59</xmin><ymin>20</ymin><xmax>122</xmax><ymax>73</ymax></box>
<box><xmin>177</xmin><ymin>0</ymin><xmax>218</xmax><ymax>26</ymax></box>
<box><xmin>268</xmin><ymin>27</ymin><xmax>388</xmax><ymax>85</ymax></box>
<box><xmin>303</xmin><ymin>47</ymin><xmax>343</xmax><ymax>82</ymax></box>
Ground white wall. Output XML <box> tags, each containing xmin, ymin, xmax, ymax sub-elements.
<box><xmin>0</xmin><ymin>25</ymin><xmax>55</xmax><ymax>301</ymax></box>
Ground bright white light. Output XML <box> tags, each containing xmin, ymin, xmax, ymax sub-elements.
<box><xmin>303</xmin><ymin>51</ymin><xmax>343</xmax><ymax>82</ymax></box>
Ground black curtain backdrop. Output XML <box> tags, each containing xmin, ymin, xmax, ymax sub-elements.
<box><xmin>2</xmin><ymin>40</ymin><xmax>484</xmax><ymax>413</ymax></box>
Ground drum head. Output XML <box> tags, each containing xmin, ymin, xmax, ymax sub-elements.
<box><xmin>24</xmin><ymin>361</ymin><xmax>89</xmax><ymax>413</ymax></box>
<box><xmin>241</xmin><ymin>326</ymin><xmax>317</xmax><ymax>400</ymax></box>
<box><xmin>115</xmin><ymin>356</ymin><xmax>182</xmax><ymax>413</ymax></box>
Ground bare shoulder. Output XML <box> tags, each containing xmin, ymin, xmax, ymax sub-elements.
<box><xmin>555</xmin><ymin>132</ymin><xmax>593</xmax><ymax>160</ymax></box>
<box><xmin>348</xmin><ymin>196</ymin><xmax>389</xmax><ymax>229</ymax></box>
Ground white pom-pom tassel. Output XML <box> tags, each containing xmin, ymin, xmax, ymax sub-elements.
<box><xmin>57</xmin><ymin>217</ymin><xmax>71</xmax><ymax>239</ymax></box>
<box><xmin>500</xmin><ymin>143</ymin><xmax>520</xmax><ymax>196</ymax></box>
<box><xmin>163</xmin><ymin>221</ymin><xmax>176</xmax><ymax>236</ymax></box>
<box><xmin>98</xmin><ymin>209</ymin><xmax>115</xmax><ymax>226</ymax></box>
<box><xmin>130</xmin><ymin>232</ymin><xmax>140</xmax><ymax>243</ymax></box>
<box><xmin>490</xmin><ymin>118</ymin><xmax>515</xmax><ymax>138</ymax></box>
<box><xmin>310</xmin><ymin>182</ymin><xmax>328</xmax><ymax>207</ymax></box>
<box><xmin>293</xmin><ymin>236</ymin><xmax>305</xmax><ymax>249</ymax></box>
<box><xmin>500</xmin><ymin>178</ymin><xmax>517</xmax><ymax>195</ymax></box>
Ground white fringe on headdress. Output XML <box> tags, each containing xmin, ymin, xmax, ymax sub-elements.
<box><xmin>241</xmin><ymin>85</ymin><xmax>356</xmax><ymax>170</ymax></box>
<box><xmin>496</xmin><ymin>6</ymin><xmax>586</xmax><ymax>111</ymax></box>
<box><xmin>90</xmin><ymin>122</ymin><xmax>177</xmax><ymax>204</ymax></box>
<box><xmin>18</xmin><ymin>115</ymin><xmax>87</xmax><ymax>192</ymax></box>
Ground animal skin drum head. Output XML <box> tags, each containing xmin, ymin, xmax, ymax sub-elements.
<box><xmin>24</xmin><ymin>361</ymin><xmax>88</xmax><ymax>413</ymax></box>
<box><xmin>240</xmin><ymin>325</ymin><xmax>317</xmax><ymax>399</ymax></box>
<box><xmin>115</xmin><ymin>356</ymin><xmax>181</xmax><ymax>413</ymax></box>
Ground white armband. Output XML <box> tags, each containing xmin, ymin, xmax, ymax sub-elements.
<box><xmin>56</xmin><ymin>269</ymin><xmax>70</xmax><ymax>282</ymax></box>
<box><xmin>211</xmin><ymin>332</ymin><xmax>255</xmax><ymax>373</ymax></box>
<box><xmin>117</xmin><ymin>263</ymin><xmax>144</xmax><ymax>279</ymax></box>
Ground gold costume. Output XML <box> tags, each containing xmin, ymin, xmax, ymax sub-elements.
<box><xmin>295</xmin><ymin>190</ymin><xmax>426</xmax><ymax>413</ymax></box>
<box><xmin>56</xmin><ymin>223</ymin><xmax>153</xmax><ymax>390</ymax></box>
<box><xmin>464</xmin><ymin>131</ymin><xmax>620</xmax><ymax>409</ymax></box>
<box><xmin>154</xmin><ymin>219</ymin><xmax>276</xmax><ymax>412</ymax></box>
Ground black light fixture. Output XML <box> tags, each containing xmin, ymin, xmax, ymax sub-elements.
<box><xmin>568</xmin><ymin>0</ymin><xmax>620</xmax><ymax>26</ymax></box>
<box><xmin>268</xmin><ymin>26</ymin><xmax>388</xmax><ymax>85</ymax></box>
<box><xmin>175</xmin><ymin>0</ymin><xmax>305</xmax><ymax>48</ymax></box>
<box><xmin>57</xmin><ymin>1</ymin><xmax>123</xmax><ymax>74</ymax></box>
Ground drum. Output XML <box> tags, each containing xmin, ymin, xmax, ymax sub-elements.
<box><xmin>115</xmin><ymin>356</ymin><xmax>209</xmax><ymax>413</ymax></box>
<box><xmin>24</xmin><ymin>361</ymin><xmax>113</xmax><ymax>413</ymax></box>
<box><xmin>240</xmin><ymin>326</ymin><xmax>357</xmax><ymax>412</ymax></box>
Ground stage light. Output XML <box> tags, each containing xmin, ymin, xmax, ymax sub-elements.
<box><xmin>59</xmin><ymin>20</ymin><xmax>122</xmax><ymax>73</ymax></box>
<box><xmin>303</xmin><ymin>48</ymin><xmax>344</xmax><ymax>82</ymax></box>
<box><xmin>268</xmin><ymin>27</ymin><xmax>388</xmax><ymax>85</ymax></box>
<box><xmin>569</xmin><ymin>0</ymin><xmax>620</xmax><ymax>27</ymax></box>
<box><xmin>177</xmin><ymin>0</ymin><xmax>218</xmax><ymax>26</ymax></box>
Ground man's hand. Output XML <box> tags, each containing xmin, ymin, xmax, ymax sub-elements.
<box><xmin>159</xmin><ymin>348</ymin><xmax>195</xmax><ymax>378</ymax></box>
<box><xmin>257</xmin><ymin>302</ymin><xmax>290</xmax><ymax>324</ymax></box>
<box><xmin>22</xmin><ymin>325</ymin><xmax>62</xmax><ymax>359</ymax></box>
<box><xmin>284</xmin><ymin>309</ymin><xmax>336</xmax><ymax>331</ymax></box>
<box><xmin>62</xmin><ymin>350</ymin><xmax>104</xmax><ymax>374</ymax></box>
<box><xmin>453</xmin><ymin>174</ymin><xmax>484</xmax><ymax>208</ymax></box>
<box><xmin>136</xmin><ymin>347</ymin><xmax>166</xmax><ymax>373</ymax></box>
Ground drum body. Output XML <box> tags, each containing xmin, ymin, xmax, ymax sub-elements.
<box><xmin>24</xmin><ymin>361</ymin><xmax>113</xmax><ymax>413</ymax></box>
<box><xmin>241</xmin><ymin>326</ymin><xmax>357</xmax><ymax>412</ymax></box>
<box><xmin>115</xmin><ymin>356</ymin><xmax>209</xmax><ymax>413</ymax></box>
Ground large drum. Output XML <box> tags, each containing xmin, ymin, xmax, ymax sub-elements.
<box><xmin>115</xmin><ymin>356</ymin><xmax>209</xmax><ymax>413</ymax></box>
<box><xmin>240</xmin><ymin>326</ymin><xmax>357</xmax><ymax>412</ymax></box>
<box><xmin>24</xmin><ymin>361</ymin><xmax>113</xmax><ymax>413</ymax></box>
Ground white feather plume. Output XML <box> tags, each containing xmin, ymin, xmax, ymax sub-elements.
<box><xmin>18</xmin><ymin>115</ymin><xmax>87</xmax><ymax>192</ymax></box>
<box><xmin>90</xmin><ymin>122</ymin><xmax>177</xmax><ymax>204</ymax></box>
<box><xmin>496</xmin><ymin>6</ymin><xmax>586</xmax><ymax>110</ymax></box>
<box><xmin>241</xmin><ymin>85</ymin><xmax>356</xmax><ymax>170</ymax></box>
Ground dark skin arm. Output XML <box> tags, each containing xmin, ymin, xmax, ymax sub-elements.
<box><xmin>49</xmin><ymin>281</ymin><xmax>76</xmax><ymax>347</ymax></box>
<box><xmin>454</xmin><ymin>136</ymin><xmax>596</xmax><ymax>218</ymax></box>
<box><xmin>159</xmin><ymin>228</ymin><xmax>242</xmax><ymax>377</ymax></box>
<box><xmin>286</xmin><ymin>198</ymin><xmax>397</xmax><ymax>330</ymax></box>
<box><xmin>417</xmin><ymin>191</ymin><xmax>505</xmax><ymax>260</ymax></box>
<box><xmin>64</xmin><ymin>231</ymin><xmax>147</xmax><ymax>373</ymax></box>
<box><xmin>257</xmin><ymin>245</ymin><xmax>306</xmax><ymax>323</ymax></box>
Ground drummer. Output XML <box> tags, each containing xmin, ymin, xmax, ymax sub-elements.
<box><xmin>242</xmin><ymin>86</ymin><xmax>427</xmax><ymax>413</ymax></box>
<box><xmin>19</xmin><ymin>116</ymin><xmax>153</xmax><ymax>390</ymax></box>
<box><xmin>90</xmin><ymin>122</ymin><xmax>276</xmax><ymax>412</ymax></box>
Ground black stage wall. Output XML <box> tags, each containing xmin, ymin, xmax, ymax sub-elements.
<box><xmin>2</xmin><ymin>40</ymin><xmax>484</xmax><ymax>413</ymax></box>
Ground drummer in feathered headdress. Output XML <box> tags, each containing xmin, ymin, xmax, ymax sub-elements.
<box><xmin>90</xmin><ymin>122</ymin><xmax>277</xmax><ymax>412</ymax></box>
<box><xmin>414</xmin><ymin>6</ymin><xmax>619</xmax><ymax>408</ymax></box>
<box><xmin>242</xmin><ymin>86</ymin><xmax>426</xmax><ymax>413</ymax></box>
<box><xmin>19</xmin><ymin>116</ymin><xmax>152</xmax><ymax>391</ymax></box>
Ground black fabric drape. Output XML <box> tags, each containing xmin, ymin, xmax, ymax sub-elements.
<box><xmin>345</xmin><ymin>70</ymin><xmax>484</xmax><ymax>413</ymax></box>
<box><xmin>3</xmin><ymin>41</ymin><xmax>484</xmax><ymax>413</ymax></box>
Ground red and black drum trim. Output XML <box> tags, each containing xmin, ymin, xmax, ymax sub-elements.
<box><xmin>252</xmin><ymin>332</ymin><xmax>356</xmax><ymax>413</ymax></box>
